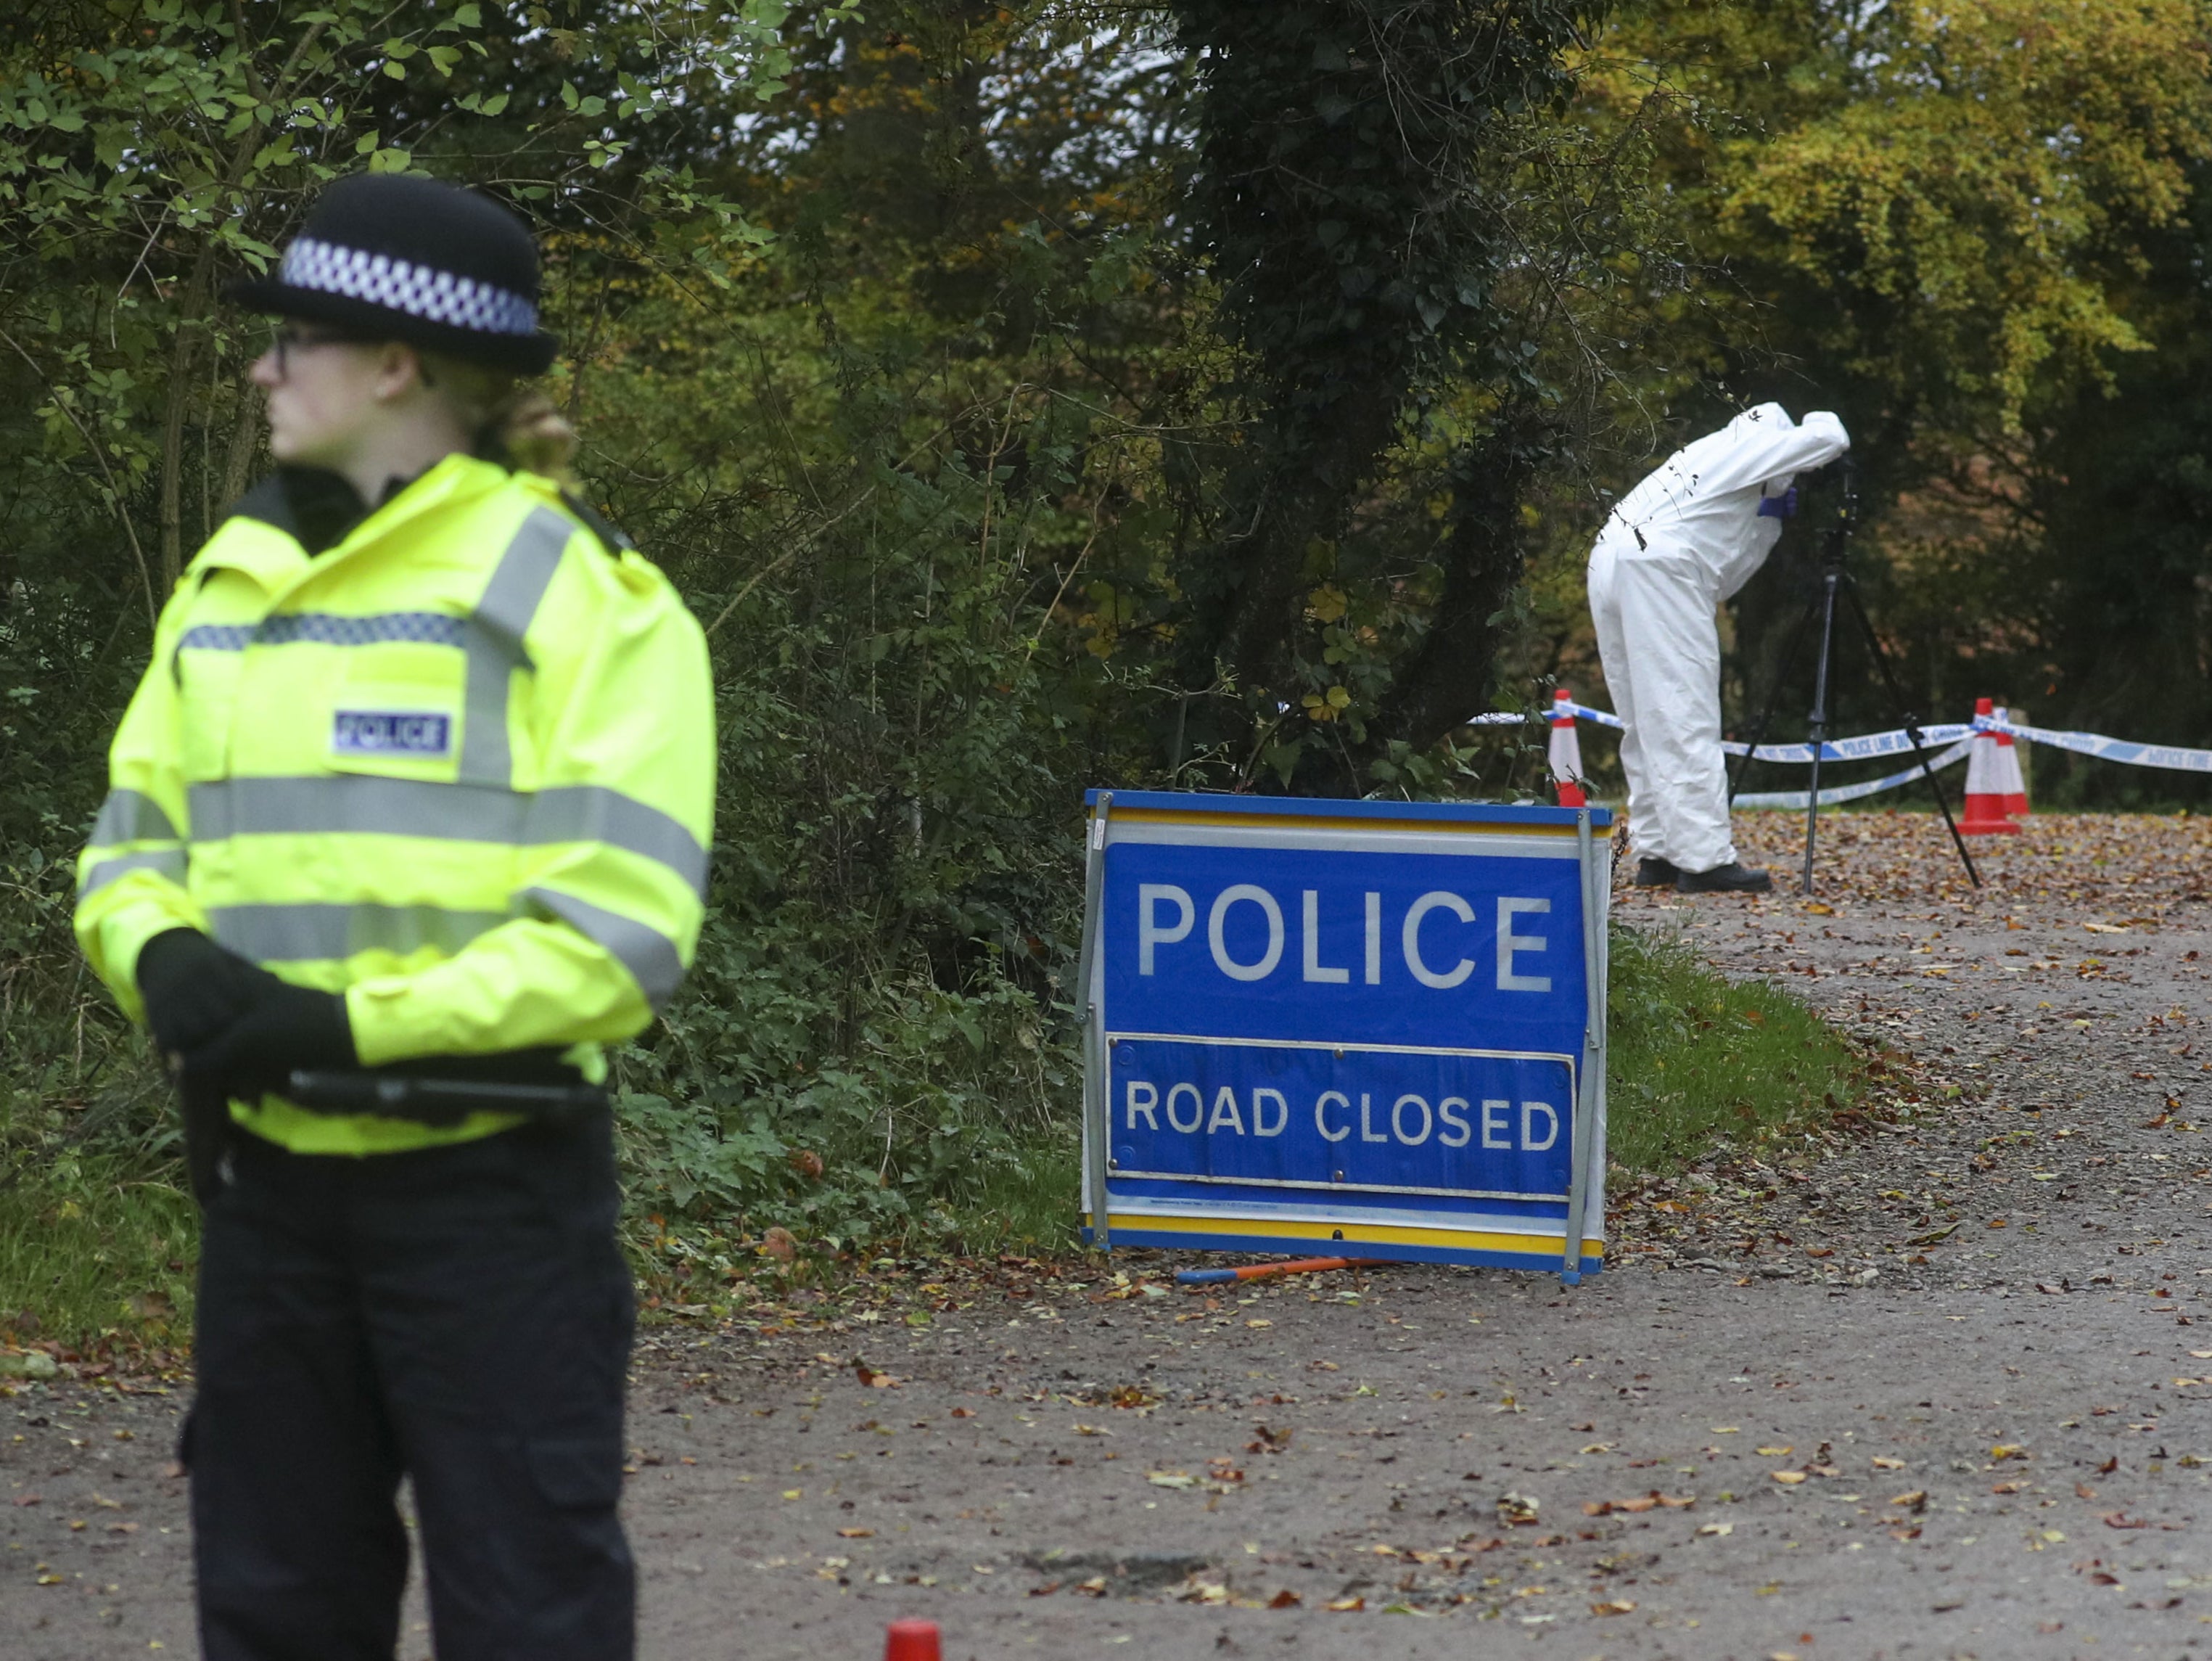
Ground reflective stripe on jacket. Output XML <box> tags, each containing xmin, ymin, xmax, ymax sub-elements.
<box><xmin>74</xmin><ymin>454</ymin><xmax>716</xmax><ymax>1155</ymax></box>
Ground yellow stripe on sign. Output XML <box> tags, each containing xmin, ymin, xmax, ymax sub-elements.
<box><xmin>1090</xmin><ymin>1212</ymin><xmax>1603</xmax><ymax>1259</ymax></box>
<box><xmin>1095</xmin><ymin>807</ymin><xmax>1582</xmax><ymax>839</ymax></box>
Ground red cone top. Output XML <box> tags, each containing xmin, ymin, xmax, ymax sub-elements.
<box><xmin>886</xmin><ymin>1620</ymin><xmax>942</xmax><ymax>1661</ymax></box>
<box><xmin>1975</xmin><ymin>696</ymin><xmax>1994</xmax><ymax>716</ymax></box>
<box><xmin>1551</xmin><ymin>688</ymin><xmax>1574</xmax><ymax>726</ymax></box>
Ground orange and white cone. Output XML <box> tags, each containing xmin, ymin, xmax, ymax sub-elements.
<box><xmin>1960</xmin><ymin>697</ymin><xmax>2020</xmax><ymax>835</ymax></box>
<box><xmin>1991</xmin><ymin>706</ymin><xmax>2029</xmax><ymax>819</ymax></box>
<box><xmin>1548</xmin><ymin>689</ymin><xmax>1587</xmax><ymax>808</ymax></box>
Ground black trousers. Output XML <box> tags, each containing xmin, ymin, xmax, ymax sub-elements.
<box><xmin>189</xmin><ymin>1117</ymin><xmax>635</xmax><ymax>1661</ymax></box>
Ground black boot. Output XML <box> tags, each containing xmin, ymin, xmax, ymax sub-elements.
<box><xmin>1677</xmin><ymin>861</ymin><xmax>1772</xmax><ymax>893</ymax></box>
<box><xmin>1632</xmin><ymin>857</ymin><xmax>1681</xmax><ymax>887</ymax></box>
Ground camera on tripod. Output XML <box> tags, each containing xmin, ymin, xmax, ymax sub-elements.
<box><xmin>1729</xmin><ymin>452</ymin><xmax>1979</xmax><ymax>893</ymax></box>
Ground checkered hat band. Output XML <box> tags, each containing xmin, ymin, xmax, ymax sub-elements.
<box><xmin>278</xmin><ymin>237</ymin><xmax>538</xmax><ymax>338</ymax></box>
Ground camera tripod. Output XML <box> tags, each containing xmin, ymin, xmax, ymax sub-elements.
<box><xmin>1727</xmin><ymin>462</ymin><xmax>1980</xmax><ymax>895</ymax></box>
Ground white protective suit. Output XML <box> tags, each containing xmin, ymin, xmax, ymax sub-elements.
<box><xmin>1587</xmin><ymin>404</ymin><xmax>1851</xmax><ymax>874</ymax></box>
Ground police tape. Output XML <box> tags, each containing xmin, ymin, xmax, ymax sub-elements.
<box><xmin>1731</xmin><ymin>738</ymin><xmax>1973</xmax><ymax>811</ymax></box>
<box><xmin>1473</xmin><ymin>703</ymin><xmax>1973</xmax><ymax>763</ymax></box>
<box><xmin>1982</xmin><ymin>713</ymin><xmax>2212</xmax><ymax>775</ymax></box>
<box><xmin>1479</xmin><ymin>702</ymin><xmax>2212</xmax><ymax>774</ymax></box>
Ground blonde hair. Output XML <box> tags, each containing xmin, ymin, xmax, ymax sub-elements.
<box><xmin>419</xmin><ymin>352</ymin><xmax>579</xmax><ymax>486</ymax></box>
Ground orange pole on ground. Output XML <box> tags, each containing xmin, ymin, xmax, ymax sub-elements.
<box><xmin>1175</xmin><ymin>1256</ymin><xmax>1380</xmax><ymax>1285</ymax></box>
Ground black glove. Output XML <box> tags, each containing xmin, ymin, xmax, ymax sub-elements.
<box><xmin>180</xmin><ymin>978</ymin><xmax>358</xmax><ymax>1106</ymax></box>
<box><xmin>136</xmin><ymin>929</ymin><xmax>284</xmax><ymax>1059</ymax></box>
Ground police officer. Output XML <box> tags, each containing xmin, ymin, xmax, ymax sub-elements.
<box><xmin>74</xmin><ymin>173</ymin><xmax>715</xmax><ymax>1660</ymax></box>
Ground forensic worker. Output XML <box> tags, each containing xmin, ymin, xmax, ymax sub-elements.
<box><xmin>1587</xmin><ymin>403</ymin><xmax>1849</xmax><ymax>893</ymax></box>
<box><xmin>73</xmin><ymin>172</ymin><xmax>714</xmax><ymax>1660</ymax></box>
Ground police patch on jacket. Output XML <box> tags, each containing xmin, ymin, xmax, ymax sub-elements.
<box><xmin>332</xmin><ymin>709</ymin><xmax>453</xmax><ymax>758</ymax></box>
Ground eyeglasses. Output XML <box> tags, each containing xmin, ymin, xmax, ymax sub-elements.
<box><xmin>268</xmin><ymin>324</ymin><xmax>368</xmax><ymax>378</ymax></box>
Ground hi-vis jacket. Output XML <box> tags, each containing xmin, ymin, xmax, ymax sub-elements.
<box><xmin>75</xmin><ymin>454</ymin><xmax>715</xmax><ymax>1155</ymax></box>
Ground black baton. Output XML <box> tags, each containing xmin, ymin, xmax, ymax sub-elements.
<box><xmin>287</xmin><ymin>1070</ymin><xmax>608</xmax><ymax>1125</ymax></box>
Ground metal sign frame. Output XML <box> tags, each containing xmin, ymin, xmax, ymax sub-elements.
<box><xmin>1077</xmin><ymin>790</ymin><xmax>1611</xmax><ymax>1285</ymax></box>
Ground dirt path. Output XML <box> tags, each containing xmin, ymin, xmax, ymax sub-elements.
<box><xmin>9</xmin><ymin>812</ymin><xmax>2212</xmax><ymax>1660</ymax></box>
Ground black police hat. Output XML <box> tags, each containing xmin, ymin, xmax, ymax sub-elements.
<box><xmin>229</xmin><ymin>173</ymin><xmax>557</xmax><ymax>374</ymax></box>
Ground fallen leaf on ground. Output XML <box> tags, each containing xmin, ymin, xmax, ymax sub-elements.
<box><xmin>1269</xmin><ymin>1588</ymin><xmax>1302</xmax><ymax>1608</ymax></box>
<box><xmin>1590</xmin><ymin>1598</ymin><xmax>1637</xmax><ymax>1615</ymax></box>
<box><xmin>1756</xmin><ymin>1445</ymin><xmax>1793</xmax><ymax>1456</ymax></box>
<box><xmin>1891</xmin><ymin>1489</ymin><xmax>1928</xmax><ymax>1509</ymax></box>
<box><xmin>837</xmin><ymin>1527</ymin><xmax>873</xmax><ymax>1538</ymax></box>
<box><xmin>1870</xmin><ymin>1456</ymin><xmax>1905</xmax><ymax>1469</ymax></box>
<box><xmin>1697</xmin><ymin>1522</ymin><xmax>1733</xmax><ymax>1537</ymax></box>
<box><xmin>1326</xmin><ymin>1596</ymin><xmax>1365</xmax><ymax>1612</ymax></box>
<box><xmin>1772</xmin><ymin>1471</ymin><xmax>1807</xmax><ymax>1485</ymax></box>
<box><xmin>1585</xmin><ymin>1491</ymin><xmax>1695</xmax><ymax>1515</ymax></box>
<box><xmin>1147</xmin><ymin>1471</ymin><xmax>1196</xmax><ymax>1489</ymax></box>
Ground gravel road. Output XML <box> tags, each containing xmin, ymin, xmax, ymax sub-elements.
<box><xmin>9</xmin><ymin>811</ymin><xmax>2212</xmax><ymax>1661</ymax></box>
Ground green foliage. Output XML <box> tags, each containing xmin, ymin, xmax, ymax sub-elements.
<box><xmin>1605</xmin><ymin>922</ymin><xmax>1863</xmax><ymax>1172</ymax></box>
<box><xmin>1</xmin><ymin>842</ymin><xmax>186</xmax><ymax>1354</ymax></box>
<box><xmin>1538</xmin><ymin>1</ymin><xmax>2212</xmax><ymax>782</ymax></box>
<box><xmin>1154</xmin><ymin>0</ymin><xmax>1637</xmax><ymax>793</ymax></box>
<box><xmin>0</xmin><ymin>1154</ymin><xmax>197</xmax><ymax>1356</ymax></box>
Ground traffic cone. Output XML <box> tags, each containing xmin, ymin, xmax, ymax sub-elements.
<box><xmin>885</xmin><ymin>1620</ymin><xmax>942</xmax><ymax>1661</ymax></box>
<box><xmin>1960</xmin><ymin>697</ymin><xmax>2020</xmax><ymax>835</ymax></box>
<box><xmin>1548</xmin><ymin>689</ymin><xmax>1587</xmax><ymax>808</ymax></box>
<box><xmin>1991</xmin><ymin>706</ymin><xmax>2030</xmax><ymax>819</ymax></box>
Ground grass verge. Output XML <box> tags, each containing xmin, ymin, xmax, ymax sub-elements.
<box><xmin>0</xmin><ymin>1149</ymin><xmax>198</xmax><ymax>1361</ymax></box>
<box><xmin>1605</xmin><ymin>922</ymin><xmax>1863</xmax><ymax>1171</ymax></box>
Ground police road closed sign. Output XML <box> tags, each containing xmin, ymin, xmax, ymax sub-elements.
<box><xmin>1075</xmin><ymin>791</ymin><xmax>1611</xmax><ymax>1281</ymax></box>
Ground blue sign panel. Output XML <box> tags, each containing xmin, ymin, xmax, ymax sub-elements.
<box><xmin>1075</xmin><ymin>791</ymin><xmax>1611</xmax><ymax>1280</ymax></box>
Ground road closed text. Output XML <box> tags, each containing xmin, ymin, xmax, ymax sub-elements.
<box><xmin>1104</xmin><ymin>1036</ymin><xmax>1576</xmax><ymax>1193</ymax></box>
<box><xmin>1122</xmin><ymin>1079</ymin><xmax>1559</xmax><ymax>1152</ymax></box>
